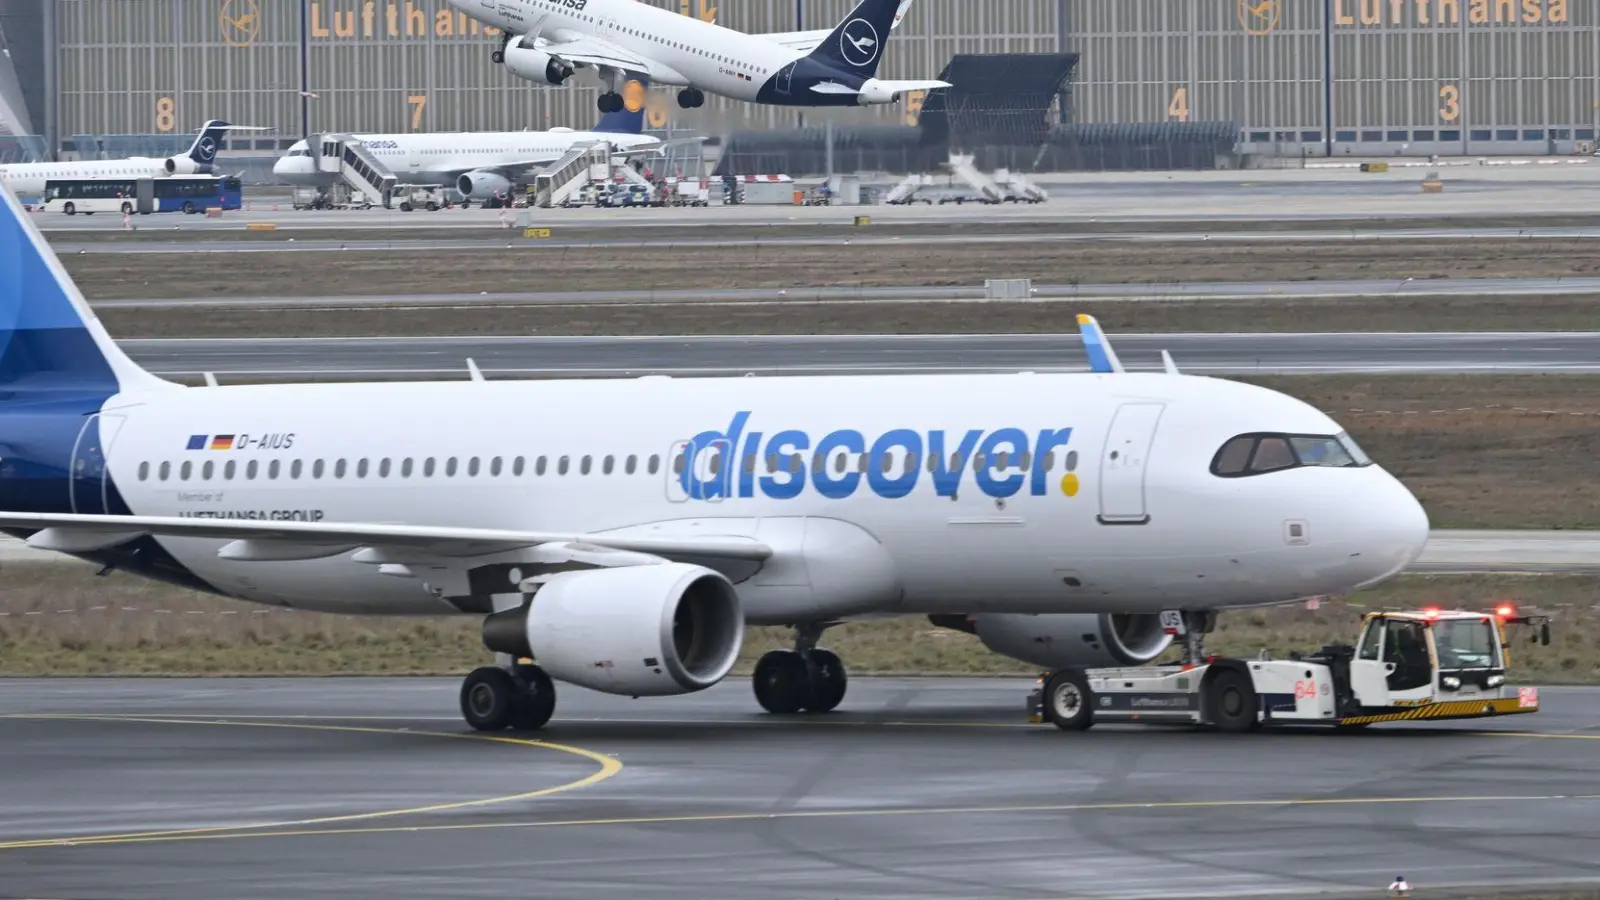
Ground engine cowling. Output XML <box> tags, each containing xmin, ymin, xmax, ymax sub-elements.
<box><xmin>503</xmin><ymin>42</ymin><xmax>575</xmax><ymax>86</ymax></box>
<box><xmin>939</xmin><ymin>612</ymin><xmax>1173</xmax><ymax>669</ymax></box>
<box><xmin>163</xmin><ymin>156</ymin><xmax>203</xmax><ymax>174</ymax></box>
<box><xmin>491</xmin><ymin>563</ymin><xmax>744</xmax><ymax>696</ymax></box>
<box><xmin>456</xmin><ymin>170</ymin><xmax>512</xmax><ymax>200</ymax></box>
<box><xmin>855</xmin><ymin>79</ymin><xmax>903</xmax><ymax>106</ymax></box>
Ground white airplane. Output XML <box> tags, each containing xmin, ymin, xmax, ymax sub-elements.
<box><xmin>0</xmin><ymin>184</ymin><xmax>1429</xmax><ymax>732</ymax></box>
<box><xmin>0</xmin><ymin>120</ymin><xmax>233</xmax><ymax>198</ymax></box>
<box><xmin>455</xmin><ymin>0</ymin><xmax>948</xmax><ymax>113</ymax></box>
<box><xmin>273</xmin><ymin>84</ymin><xmax>662</xmax><ymax>201</ymax></box>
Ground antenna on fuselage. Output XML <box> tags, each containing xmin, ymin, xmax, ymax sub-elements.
<box><xmin>1075</xmin><ymin>314</ymin><xmax>1125</xmax><ymax>374</ymax></box>
<box><xmin>1161</xmin><ymin>350</ymin><xmax>1180</xmax><ymax>375</ymax></box>
<box><xmin>466</xmin><ymin>358</ymin><xmax>486</xmax><ymax>382</ymax></box>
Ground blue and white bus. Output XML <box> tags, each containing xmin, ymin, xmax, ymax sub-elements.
<box><xmin>39</xmin><ymin>175</ymin><xmax>244</xmax><ymax>215</ymax></box>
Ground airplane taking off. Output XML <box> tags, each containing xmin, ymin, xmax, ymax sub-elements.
<box><xmin>273</xmin><ymin>81</ymin><xmax>661</xmax><ymax>202</ymax></box>
<box><xmin>0</xmin><ymin>120</ymin><xmax>234</xmax><ymax>198</ymax></box>
<box><xmin>0</xmin><ymin>184</ymin><xmax>1429</xmax><ymax>731</ymax></box>
<box><xmin>453</xmin><ymin>0</ymin><xmax>948</xmax><ymax>112</ymax></box>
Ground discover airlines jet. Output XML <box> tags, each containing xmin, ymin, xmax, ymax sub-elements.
<box><xmin>273</xmin><ymin>85</ymin><xmax>660</xmax><ymax>201</ymax></box>
<box><xmin>0</xmin><ymin>120</ymin><xmax>233</xmax><ymax>198</ymax></box>
<box><xmin>455</xmin><ymin>0</ymin><xmax>948</xmax><ymax>113</ymax></box>
<box><xmin>0</xmin><ymin>185</ymin><xmax>1429</xmax><ymax>732</ymax></box>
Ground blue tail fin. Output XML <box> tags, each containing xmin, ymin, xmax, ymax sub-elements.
<box><xmin>806</xmin><ymin>0</ymin><xmax>902</xmax><ymax>78</ymax></box>
<box><xmin>594</xmin><ymin>75</ymin><xmax>650</xmax><ymax>134</ymax></box>
<box><xmin>0</xmin><ymin>185</ymin><xmax>170</xmax><ymax>394</ymax></box>
<box><xmin>184</xmin><ymin>120</ymin><xmax>232</xmax><ymax>167</ymax></box>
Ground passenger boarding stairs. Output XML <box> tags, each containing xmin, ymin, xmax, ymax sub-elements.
<box><xmin>534</xmin><ymin>141</ymin><xmax>613</xmax><ymax>208</ymax></box>
<box><xmin>945</xmin><ymin>154</ymin><xmax>1004</xmax><ymax>203</ymax></box>
<box><xmin>309</xmin><ymin>133</ymin><xmax>398</xmax><ymax>208</ymax></box>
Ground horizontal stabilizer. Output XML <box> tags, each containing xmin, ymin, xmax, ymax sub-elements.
<box><xmin>871</xmin><ymin>79</ymin><xmax>952</xmax><ymax>92</ymax></box>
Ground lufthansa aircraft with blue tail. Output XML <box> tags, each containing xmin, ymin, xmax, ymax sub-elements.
<box><xmin>0</xmin><ymin>185</ymin><xmax>1429</xmax><ymax>730</ymax></box>
<box><xmin>457</xmin><ymin>0</ymin><xmax>949</xmax><ymax>113</ymax></box>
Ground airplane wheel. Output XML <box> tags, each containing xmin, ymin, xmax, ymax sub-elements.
<box><xmin>597</xmin><ymin>92</ymin><xmax>622</xmax><ymax>113</ymax></box>
<box><xmin>1043</xmin><ymin>668</ymin><xmax>1094</xmax><ymax>731</ymax></box>
<box><xmin>677</xmin><ymin>89</ymin><xmax>696</xmax><ymax>109</ymax></box>
<box><xmin>492</xmin><ymin>49</ymin><xmax>505</xmax><ymax>63</ymax></box>
<box><xmin>806</xmin><ymin>648</ymin><xmax>847</xmax><ymax>713</ymax></box>
<box><xmin>460</xmin><ymin>666</ymin><xmax>521</xmax><ymax>731</ymax></box>
<box><xmin>753</xmin><ymin>649</ymin><xmax>810</xmax><ymax>715</ymax></box>
<box><xmin>510</xmin><ymin>664</ymin><xmax>557</xmax><ymax>730</ymax></box>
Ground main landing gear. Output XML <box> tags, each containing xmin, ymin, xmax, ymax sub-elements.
<box><xmin>1177</xmin><ymin>610</ymin><xmax>1217</xmax><ymax>665</ymax></box>
<box><xmin>752</xmin><ymin>624</ymin><xmax>848</xmax><ymax>715</ymax></box>
<box><xmin>490</xmin><ymin>31</ymin><xmax>512</xmax><ymax>64</ymax></box>
<box><xmin>677</xmin><ymin>87</ymin><xmax>706</xmax><ymax>109</ymax></box>
<box><xmin>460</xmin><ymin>662</ymin><xmax>556</xmax><ymax>731</ymax></box>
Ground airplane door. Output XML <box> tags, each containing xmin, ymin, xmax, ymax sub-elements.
<box><xmin>70</xmin><ymin>413</ymin><xmax>127</xmax><ymax>515</ymax></box>
<box><xmin>663</xmin><ymin>439</ymin><xmax>730</xmax><ymax>503</ymax></box>
<box><xmin>775</xmin><ymin>61</ymin><xmax>795</xmax><ymax>96</ymax></box>
<box><xmin>1097</xmin><ymin>402</ymin><xmax>1163</xmax><ymax>525</ymax></box>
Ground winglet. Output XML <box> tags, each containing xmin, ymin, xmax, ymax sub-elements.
<box><xmin>1161</xmin><ymin>350</ymin><xmax>1180</xmax><ymax>375</ymax></box>
<box><xmin>1076</xmin><ymin>314</ymin><xmax>1125</xmax><ymax>374</ymax></box>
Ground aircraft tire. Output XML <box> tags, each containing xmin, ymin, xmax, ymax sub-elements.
<box><xmin>510</xmin><ymin>664</ymin><xmax>557</xmax><ymax>730</ymax></box>
<box><xmin>1043</xmin><ymin>668</ymin><xmax>1094</xmax><ymax>731</ymax></box>
<box><xmin>753</xmin><ymin>649</ymin><xmax>810</xmax><ymax>715</ymax></box>
<box><xmin>492</xmin><ymin>49</ymin><xmax>505</xmax><ymax>64</ymax></box>
<box><xmin>805</xmin><ymin>648</ymin><xmax>848</xmax><ymax>713</ymax></box>
<box><xmin>460</xmin><ymin>666</ymin><xmax>521</xmax><ymax>731</ymax></box>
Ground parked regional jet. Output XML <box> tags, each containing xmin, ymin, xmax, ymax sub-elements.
<box><xmin>0</xmin><ymin>120</ymin><xmax>234</xmax><ymax>198</ymax></box>
<box><xmin>454</xmin><ymin>0</ymin><xmax>947</xmax><ymax>112</ymax></box>
<box><xmin>0</xmin><ymin>184</ymin><xmax>1429</xmax><ymax>731</ymax></box>
<box><xmin>273</xmin><ymin>83</ymin><xmax>661</xmax><ymax>201</ymax></box>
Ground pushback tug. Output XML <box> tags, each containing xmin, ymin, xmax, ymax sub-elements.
<box><xmin>1029</xmin><ymin>606</ymin><xmax>1551</xmax><ymax>732</ymax></box>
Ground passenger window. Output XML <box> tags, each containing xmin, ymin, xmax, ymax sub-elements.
<box><xmin>491</xmin><ymin>456</ymin><xmax>503</xmax><ymax>476</ymax></box>
<box><xmin>202</xmin><ymin>461</ymin><xmax>214</xmax><ymax>480</ymax></box>
<box><xmin>513</xmin><ymin>456</ymin><xmax>525</xmax><ymax>476</ymax></box>
<box><xmin>159</xmin><ymin>461</ymin><xmax>171</xmax><ymax>481</ymax></box>
<box><xmin>995</xmin><ymin>451</ymin><xmax>1009</xmax><ymax>469</ymax></box>
<box><xmin>138</xmin><ymin>461</ymin><xmax>150</xmax><ymax>481</ymax></box>
<box><xmin>536</xmin><ymin>456</ymin><xmax>548</xmax><ymax>475</ymax></box>
<box><xmin>401</xmin><ymin>458</ymin><xmax>413</xmax><ymax>477</ymax></box>
<box><xmin>269</xmin><ymin>459</ymin><xmax>281</xmax><ymax>479</ymax></box>
<box><xmin>881</xmin><ymin>452</ymin><xmax>894</xmax><ymax>474</ymax></box>
<box><xmin>357</xmin><ymin>458</ymin><xmax>369</xmax><ymax>478</ymax></box>
<box><xmin>581</xmin><ymin>455</ymin><xmax>593</xmax><ymax>475</ymax></box>
<box><xmin>648</xmin><ymin>454</ymin><xmax>660</xmax><ymax>475</ymax></box>
<box><xmin>246</xmin><ymin>460</ymin><xmax>258</xmax><ymax>480</ymax></box>
<box><xmin>335</xmin><ymin>459</ymin><xmax>348</xmax><ymax>479</ymax></box>
<box><xmin>672</xmin><ymin>452</ymin><xmax>685</xmax><ymax>475</ymax></box>
<box><xmin>707</xmin><ymin>451</ymin><xmax>720</xmax><ymax>475</ymax></box>
<box><xmin>603</xmin><ymin>455</ymin><xmax>615</xmax><ymax>475</ymax></box>
<box><xmin>625</xmin><ymin>454</ymin><xmax>637</xmax><ymax>474</ymax></box>
<box><xmin>379</xmin><ymin>458</ymin><xmax>391</xmax><ymax>477</ymax></box>
<box><xmin>468</xmin><ymin>457</ymin><xmax>480</xmax><ymax>477</ymax></box>
<box><xmin>559</xmin><ymin>456</ymin><xmax>570</xmax><ymax>475</ymax></box>
<box><xmin>424</xmin><ymin>457</ymin><xmax>436</xmax><ymax>477</ymax></box>
<box><xmin>446</xmin><ymin>457</ymin><xmax>458</xmax><ymax>477</ymax></box>
<box><xmin>1066</xmin><ymin>450</ymin><xmax>1079</xmax><ymax>471</ymax></box>
<box><xmin>291</xmin><ymin>459</ymin><xmax>303</xmax><ymax>479</ymax></box>
<box><xmin>313</xmin><ymin>459</ymin><xmax>325</xmax><ymax>478</ymax></box>
<box><xmin>1249</xmin><ymin>437</ymin><xmax>1295</xmax><ymax>473</ymax></box>
<box><xmin>1212</xmin><ymin>436</ymin><xmax>1255</xmax><ymax>476</ymax></box>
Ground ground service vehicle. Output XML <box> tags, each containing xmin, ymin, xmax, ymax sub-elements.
<box><xmin>40</xmin><ymin>175</ymin><xmax>243</xmax><ymax>215</ymax></box>
<box><xmin>1029</xmin><ymin>607</ymin><xmax>1550</xmax><ymax>732</ymax></box>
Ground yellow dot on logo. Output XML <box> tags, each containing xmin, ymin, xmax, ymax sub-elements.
<box><xmin>1060</xmin><ymin>473</ymin><xmax>1080</xmax><ymax>497</ymax></box>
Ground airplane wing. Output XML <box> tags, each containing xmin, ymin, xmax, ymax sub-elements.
<box><xmin>0</xmin><ymin>511</ymin><xmax>773</xmax><ymax>564</ymax></box>
<box><xmin>532</xmin><ymin>34</ymin><xmax>661</xmax><ymax>78</ymax></box>
<box><xmin>760</xmin><ymin>0</ymin><xmax>916</xmax><ymax>51</ymax></box>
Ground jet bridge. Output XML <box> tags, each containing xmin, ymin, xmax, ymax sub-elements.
<box><xmin>534</xmin><ymin>140</ymin><xmax>612</xmax><ymax>208</ymax></box>
<box><xmin>308</xmin><ymin>133</ymin><xmax>397</xmax><ymax>208</ymax></box>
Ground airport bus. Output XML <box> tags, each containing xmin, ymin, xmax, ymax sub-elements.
<box><xmin>38</xmin><ymin>175</ymin><xmax>243</xmax><ymax>215</ymax></box>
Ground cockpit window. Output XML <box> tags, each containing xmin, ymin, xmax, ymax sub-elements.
<box><xmin>1210</xmin><ymin>431</ymin><xmax>1375</xmax><ymax>478</ymax></box>
<box><xmin>287</xmin><ymin>148</ymin><xmax>310</xmax><ymax>157</ymax></box>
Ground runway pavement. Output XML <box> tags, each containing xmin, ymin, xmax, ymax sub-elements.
<box><xmin>115</xmin><ymin>332</ymin><xmax>1600</xmax><ymax>378</ymax></box>
<box><xmin>1</xmin><ymin>677</ymin><xmax>1597</xmax><ymax>900</ymax></box>
<box><xmin>90</xmin><ymin>276</ymin><xmax>1600</xmax><ymax>310</ymax></box>
<box><xmin>4</xmin><ymin>529</ymin><xmax>1595</xmax><ymax>572</ymax></box>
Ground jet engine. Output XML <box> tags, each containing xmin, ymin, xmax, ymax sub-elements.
<box><xmin>932</xmin><ymin>612</ymin><xmax>1173</xmax><ymax>669</ymax></box>
<box><xmin>482</xmin><ymin>563</ymin><xmax>744</xmax><ymax>696</ymax></box>
<box><xmin>854</xmin><ymin>79</ymin><xmax>904</xmax><ymax>106</ymax></box>
<box><xmin>163</xmin><ymin>156</ymin><xmax>205</xmax><ymax>174</ymax></box>
<box><xmin>456</xmin><ymin>170</ymin><xmax>513</xmax><ymax>200</ymax></box>
<box><xmin>503</xmin><ymin>42</ymin><xmax>575</xmax><ymax>86</ymax></box>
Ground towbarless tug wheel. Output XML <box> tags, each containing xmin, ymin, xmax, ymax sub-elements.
<box><xmin>1042</xmin><ymin>668</ymin><xmax>1094</xmax><ymax>731</ymax></box>
<box><xmin>460</xmin><ymin>664</ymin><xmax>557</xmax><ymax>731</ymax></box>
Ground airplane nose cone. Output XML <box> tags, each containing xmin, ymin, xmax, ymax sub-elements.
<box><xmin>1355</xmin><ymin>470</ymin><xmax>1431</xmax><ymax>586</ymax></box>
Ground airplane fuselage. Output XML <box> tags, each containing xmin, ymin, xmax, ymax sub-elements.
<box><xmin>272</xmin><ymin>129</ymin><xmax>661</xmax><ymax>187</ymax></box>
<box><xmin>28</xmin><ymin>372</ymin><xmax>1428</xmax><ymax>624</ymax></box>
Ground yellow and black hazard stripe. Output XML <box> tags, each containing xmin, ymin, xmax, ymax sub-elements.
<box><xmin>1338</xmin><ymin>697</ymin><xmax>1535</xmax><ymax>726</ymax></box>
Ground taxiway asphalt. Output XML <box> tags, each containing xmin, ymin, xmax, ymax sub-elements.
<box><xmin>1</xmin><ymin>677</ymin><xmax>1597</xmax><ymax>900</ymax></box>
<box><xmin>113</xmin><ymin>332</ymin><xmax>1600</xmax><ymax>378</ymax></box>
